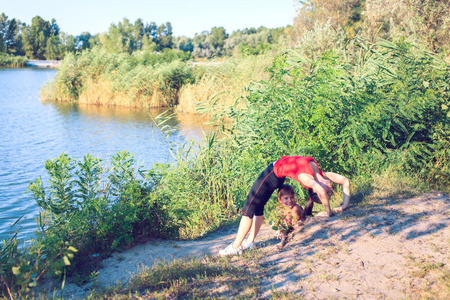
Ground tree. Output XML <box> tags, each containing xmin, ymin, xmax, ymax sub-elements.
<box><xmin>364</xmin><ymin>0</ymin><xmax>450</xmax><ymax>52</ymax></box>
<box><xmin>0</xmin><ymin>13</ymin><xmax>19</xmax><ymax>54</ymax></box>
<box><xmin>156</xmin><ymin>22</ymin><xmax>173</xmax><ymax>49</ymax></box>
<box><xmin>208</xmin><ymin>26</ymin><xmax>227</xmax><ymax>49</ymax></box>
<box><xmin>21</xmin><ymin>16</ymin><xmax>59</xmax><ymax>59</ymax></box>
<box><xmin>141</xmin><ymin>34</ymin><xmax>157</xmax><ymax>52</ymax></box>
<box><xmin>177</xmin><ymin>36</ymin><xmax>194</xmax><ymax>52</ymax></box>
<box><xmin>45</xmin><ymin>35</ymin><xmax>59</xmax><ymax>60</ymax></box>
<box><xmin>293</xmin><ymin>0</ymin><xmax>364</xmax><ymax>38</ymax></box>
<box><xmin>243</xmin><ymin>27</ymin><xmax>257</xmax><ymax>35</ymax></box>
<box><xmin>57</xmin><ymin>32</ymin><xmax>76</xmax><ymax>57</ymax></box>
<box><xmin>101</xmin><ymin>23</ymin><xmax>125</xmax><ymax>53</ymax></box>
<box><xmin>133</xmin><ymin>18</ymin><xmax>145</xmax><ymax>50</ymax></box>
<box><xmin>145</xmin><ymin>22</ymin><xmax>158</xmax><ymax>40</ymax></box>
<box><xmin>50</xmin><ymin>18</ymin><xmax>60</xmax><ymax>36</ymax></box>
<box><xmin>77</xmin><ymin>31</ymin><xmax>92</xmax><ymax>50</ymax></box>
<box><xmin>117</xmin><ymin>18</ymin><xmax>135</xmax><ymax>52</ymax></box>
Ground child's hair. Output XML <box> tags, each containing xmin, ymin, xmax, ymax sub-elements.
<box><xmin>277</xmin><ymin>184</ymin><xmax>295</xmax><ymax>199</ymax></box>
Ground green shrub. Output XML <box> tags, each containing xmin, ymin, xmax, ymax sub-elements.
<box><xmin>29</xmin><ymin>152</ymin><xmax>173</xmax><ymax>256</ymax></box>
<box><xmin>219</xmin><ymin>40</ymin><xmax>449</xmax><ymax>188</ymax></box>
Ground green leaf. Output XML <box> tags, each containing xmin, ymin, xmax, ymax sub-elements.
<box><xmin>12</xmin><ymin>266</ymin><xmax>21</xmax><ymax>275</ymax></box>
<box><xmin>67</xmin><ymin>246</ymin><xmax>78</xmax><ymax>253</ymax></box>
<box><xmin>63</xmin><ymin>256</ymin><xmax>71</xmax><ymax>266</ymax></box>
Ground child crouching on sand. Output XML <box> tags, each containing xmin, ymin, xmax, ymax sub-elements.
<box><xmin>271</xmin><ymin>184</ymin><xmax>305</xmax><ymax>250</ymax></box>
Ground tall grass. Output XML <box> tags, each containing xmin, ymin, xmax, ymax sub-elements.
<box><xmin>0</xmin><ymin>54</ymin><xmax>28</xmax><ymax>67</ymax></box>
<box><xmin>217</xmin><ymin>39</ymin><xmax>449</xmax><ymax>187</ymax></box>
<box><xmin>40</xmin><ymin>48</ymin><xmax>194</xmax><ymax>108</ymax></box>
<box><xmin>177</xmin><ymin>54</ymin><xmax>273</xmax><ymax>114</ymax></box>
<box><xmin>40</xmin><ymin>47</ymin><xmax>277</xmax><ymax>113</ymax></box>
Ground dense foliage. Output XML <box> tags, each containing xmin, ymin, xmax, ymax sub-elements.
<box><xmin>223</xmin><ymin>40</ymin><xmax>449</xmax><ymax>181</ymax></box>
<box><xmin>1</xmin><ymin>12</ymin><xmax>289</xmax><ymax>60</ymax></box>
<box><xmin>2</xmin><ymin>1</ymin><xmax>450</xmax><ymax>62</ymax></box>
<box><xmin>293</xmin><ymin>0</ymin><xmax>450</xmax><ymax>54</ymax></box>
<box><xmin>41</xmin><ymin>47</ymin><xmax>275</xmax><ymax>110</ymax></box>
<box><xmin>1</xmin><ymin>152</ymin><xmax>173</xmax><ymax>295</ymax></box>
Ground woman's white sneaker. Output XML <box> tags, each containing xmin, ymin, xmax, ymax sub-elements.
<box><xmin>219</xmin><ymin>243</ymin><xmax>242</xmax><ymax>256</ymax></box>
<box><xmin>241</xmin><ymin>240</ymin><xmax>254</xmax><ymax>250</ymax></box>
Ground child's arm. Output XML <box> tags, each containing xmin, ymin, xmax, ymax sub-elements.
<box><xmin>292</xmin><ymin>205</ymin><xmax>304</xmax><ymax>223</ymax></box>
<box><xmin>291</xmin><ymin>205</ymin><xmax>305</xmax><ymax>229</ymax></box>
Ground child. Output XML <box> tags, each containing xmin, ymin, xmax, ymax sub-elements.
<box><xmin>272</xmin><ymin>184</ymin><xmax>305</xmax><ymax>250</ymax></box>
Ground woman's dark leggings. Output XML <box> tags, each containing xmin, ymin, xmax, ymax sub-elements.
<box><xmin>241</xmin><ymin>163</ymin><xmax>285</xmax><ymax>218</ymax></box>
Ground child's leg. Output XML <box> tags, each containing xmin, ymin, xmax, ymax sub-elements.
<box><xmin>277</xmin><ymin>227</ymin><xmax>294</xmax><ymax>250</ymax></box>
<box><xmin>278</xmin><ymin>233</ymin><xmax>289</xmax><ymax>249</ymax></box>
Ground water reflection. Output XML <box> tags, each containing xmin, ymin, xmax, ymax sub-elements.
<box><xmin>0</xmin><ymin>68</ymin><xmax>210</xmax><ymax>241</ymax></box>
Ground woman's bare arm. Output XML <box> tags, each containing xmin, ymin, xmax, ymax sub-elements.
<box><xmin>324</xmin><ymin>172</ymin><xmax>350</xmax><ymax>211</ymax></box>
<box><xmin>299</xmin><ymin>173</ymin><xmax>333</xmax><ymax>217</ymax></box>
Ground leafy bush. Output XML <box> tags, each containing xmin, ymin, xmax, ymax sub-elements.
<box><xmin>1</xmin><ymin>151</ymin><xmax>175</xmax><ymax>296</ymax></box>
<box><xmin>1</xmin><ymin>232</ymin><xmax>77</xmax><ymax>295</ymax></box>
<box><xmin>28</xmin><ymin>151</ymin><xmax>173</xmax><ymax>258</ymax></box>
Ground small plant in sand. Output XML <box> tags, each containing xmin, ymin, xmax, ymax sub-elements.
<box><xmin>268</xmin><ymin>204</ymin><xmax>297</xmax><ymax>235</ymax></box>
<box><xmin>267</xmin><ymin>204</ymin><xmax>300</xmax><ymax>249</ymax></box>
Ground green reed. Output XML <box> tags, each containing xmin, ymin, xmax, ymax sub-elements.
<box><xmin>0</xmin><ymin>54</ymin><xmax>28</xmax><ymax>67</ymax></box>
<box><xmin>217</xmin><ymin>39</ymin><xmax>449</xmax><ymax>187</ymax></box>
<box><xmin>40</xmin><ymin>48</ymin><xmax>195</xmax><ymax>107</ymax></box>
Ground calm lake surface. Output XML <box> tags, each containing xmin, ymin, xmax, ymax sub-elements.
<box><xmin>0</xmin><ymin>68</ymin><xmax>207</xmax><ymax>241</ymax></box>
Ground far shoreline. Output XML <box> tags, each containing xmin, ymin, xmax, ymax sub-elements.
<box><xmin>26</xmin><ymin>60</ymin><xmax>62</xmax><ymax>68</ymax></box>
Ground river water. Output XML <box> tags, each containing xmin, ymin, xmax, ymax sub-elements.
<box><xmin>0</xmin><ymin>68</ymin><xmax>207</xmax><ymax>241</ymax></box>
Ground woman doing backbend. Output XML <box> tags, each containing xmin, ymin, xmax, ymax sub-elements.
<box><xmin>219</xmin><ymin>156</ymin><xmax>350</xmax><ymax>256</ymax></box>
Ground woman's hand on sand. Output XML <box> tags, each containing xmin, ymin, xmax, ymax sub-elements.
<box><xmin>316</xmin><ymin>211</ymin><xmax>333</xmax><ymax>217</ymax></box>
<box><xmin>332</xmin><ymin>206</ymin><xmax>344</xmax><ymax>213</ymax></box>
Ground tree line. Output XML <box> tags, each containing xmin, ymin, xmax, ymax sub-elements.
<box><xmin>0</xmin><ymin>12</ymin><xmax>289</xmax><ymax>60</ymax></box>
<box><xmin>2</xmin><ymin>1</ymin><xmax>449</xmax><ymax>62</ymax></box>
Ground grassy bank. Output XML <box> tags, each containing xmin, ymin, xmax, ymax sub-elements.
<box><xmin>39</xmin><ymin>48</ymin><xmax>193</xmax><ymax>108</ymax></box>
<box><xmin>40</xmin><ymin>48</ymin><xmax>273</xmax><ymax>112</ymax></box>
<box><xmin>0</xmin><ymin>54</ymin><xmax>28</xmax><ymax>67</ymax></box>
<box><xmin>2</xmin><ymin>38</ymin><xmax>449</xmax><ymax>298</ymax></box>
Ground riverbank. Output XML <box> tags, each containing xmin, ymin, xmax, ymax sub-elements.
<box><xmin>26</xmin><ymin>60</ymin><xmax>62</xmax><ymax>68</ymax></box>
<box><xmin>40</xmin><ymin>191</ymin><xmax>449</xmax><ymax>299</ymax></box>
<box><xmin>40</xmin><ymin>49</ymin><xmax>272</xmax><ymax>113</ymax></box>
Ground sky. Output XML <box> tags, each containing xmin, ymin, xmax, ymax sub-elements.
<box><xmin>1</xmin><ymin>0</ymin><xmax>297</xmax><ymax>37</ymax></box>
